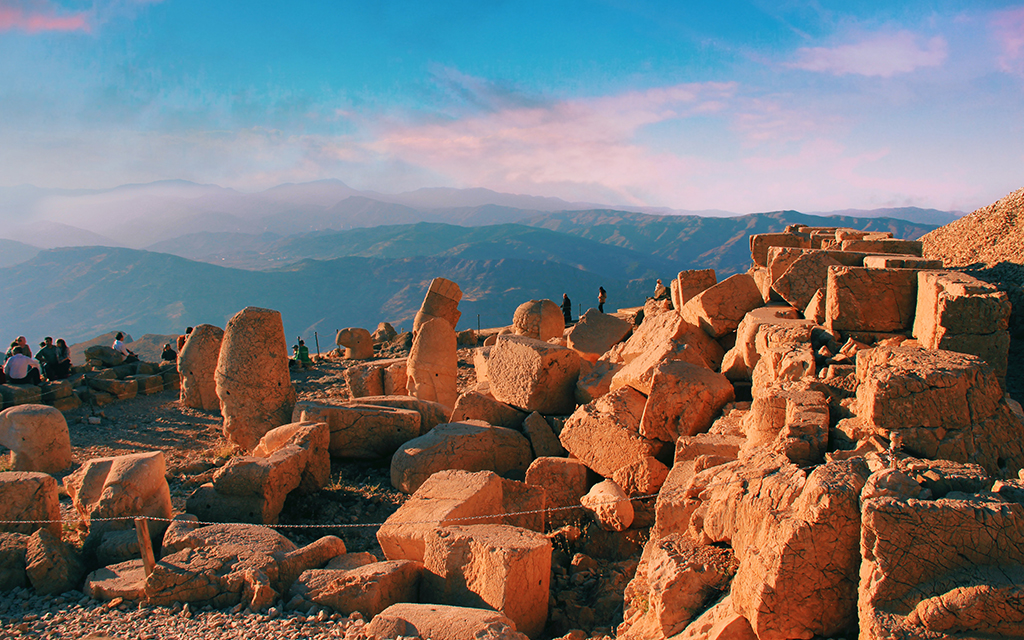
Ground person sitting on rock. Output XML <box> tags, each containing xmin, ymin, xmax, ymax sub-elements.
<box><xmin>291</xmin><ymin>339</ymin><xmax>312</xmax><ymax>368</ymax></box>
<box><xmin>652</xmin><ymin>278</ymin><xmax>669</xmax><ymax>300</ymax></box>
<box><xmin>35</xmin><ymin>336</ymin><xmax>58</xmax><ymax>380</ymax></box>
<box><xmin>562</xmin><ymin>293</ymin><xmax>573</xmax><ymax>326</ymax></box>
<box><xmin>5</xmin><ymin>336</ymin><xmax>31</xmax><ymax>361</ymax></box>
<box><xmin>161</xmin><ymin>343</ymin><xmax>177</xmax><ymax>362</ymax></box>
<box><xmin>52</xmin><ymin>338</ymin><xmax>72</xmax><ymax>379</ymax></box>
<box><xmin>4</xmin><ymin>346</ymin><xmax>41</xmax><ymax>385</ymax></box>
<box><xmin>112</xmin><ymin>332</ymin><xmax>138</xmax><ymax>363</ymax></box>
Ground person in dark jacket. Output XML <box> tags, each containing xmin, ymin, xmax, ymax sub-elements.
<box><xmin>561</xmin><ymin>293</ymin><xmax>572</xmax><ymax>326</ymax></box>
<box><xmin>598</xmin><ymin>286</ymin><xmax>607</xmax><ymax>313</ymax></box>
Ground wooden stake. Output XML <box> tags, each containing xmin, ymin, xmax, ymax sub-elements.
<box><xmin>135</xmin><ymin>517</ymin><xmax>156</xmax><ymax>577</ymax></box>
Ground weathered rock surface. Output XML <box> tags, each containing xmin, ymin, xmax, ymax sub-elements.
<box><xmin>413</xmin><ymin>277</ymin><xmax>462</xmax><ymax>334</ymax></box>
<box><xmin>177</xmin><ymin>323</ymin><xmax>223</xmax><ymax>411</ymax></box>
<box><xmin>488</xmin><ymin>335</ymin><xmax>581</xmax><ymax>415</ymax></box>
<box><xmin>215</xmin><ymin>307</ymin><xmax>296</xmax><ymax>451</ymax></box>
<box><xmin>293</xmin><ymin>400</ymin><xmax>421</xmax><ymax>458</ymax></box>
<box><xmin>365</xmin><ymin>602</ymin><xmax>528</xmax><ymax>640</ymax></box>
<box><xmin>638</xmin><ymin>361</ymin><xmax>735</xmax><ymax>442</ymax></box>
<box><xmin>672</xmin><ymin>269</ymin><xmax>718</xmax><ymax>309</ymax></box>
<box><xmin>26</xmin><ymin>529</ymin><xmax>85</xmax><ymax>596</ymax></box>
<box><xmin>521</xmin><ymin>411</ymin><xmax>565</xmax><ymax>458</ymax></box>
<box><xmin>450</xmin><ymin>391</ymin><xmax>527</xmax><ymax>430</ymax></box>
<box><xmin>524</xmin><ymin>456</ymin><xmax>588</xmax><ymax>529</ymax></box>
<box><xmin>609</xmin><ymin>311</ymin><xmax>724</xmax><ymax>393</ymax></box>
<box><xmin>771</xmin><ymin>249</ymin><xmax>844</xmax><ymax>311</ymax></box>
<box><xmin>0</xmin><ymin>404</ymin><xmax>72</xmax><ymax>474</ymax></box>
<box><xmin>335</xmin><ymin>327</ymin><xmax>374</xmax><ymax>359</ymax></box>
<box><xmin>680</xmin><ymin>273</ymin><xmax>764</xmax><ymax>338</ymax></box>
<box><xmin>512</xmin><ymin>299</ymin><xmax>565</xmax><ymax>342</ymax></box>
<box><xmin>407</xmin><ymin>316</ymin><xmax>459</xmax><ymax>411</ymax></box>
<box><xmin>290</xmin><ymin>560</ymin><xmax>423</xmax><ymax>618</ymax></box>
<box><xmin>581</xmin><ymin>480</ymin><xmax>634</xmax><ymax>532</ymax></box>
<box><xmin>825</xmin><ymin>266</ymin><xmax>918</xmax><ymax>334</ymax></box>
<box><xmin>566</xmin><ymin>309</ymin><xmax>633</xmax><ymax>363</ymax></box>
<box><xmin>0</xmin><ymin>472</ymin><xmax>61</xmax><ymax>539</ymax></box>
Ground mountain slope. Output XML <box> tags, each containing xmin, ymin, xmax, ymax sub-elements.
<box><xmin>0</xmin><ymin>239</ymin><xmax>41</xmax><ymax>267</ymax></box>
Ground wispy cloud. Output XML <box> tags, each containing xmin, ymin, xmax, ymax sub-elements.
<box><xmin>788</xmin><ymin>30</ymin><xmax>947</xmax><ymax>77</ymax></box>
<box><xmin>0</xmin><ymin>0</ymin><xmax>90</xmax><ymax>33</ymax></box>
<box><xmin>992</xmin><ymin>7</ymin><xmax>1024</xmax><ymax>75</ymax></box>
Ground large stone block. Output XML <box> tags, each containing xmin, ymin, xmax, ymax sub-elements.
<box><xmin>366</xmin><ymin>603</ymin><xmax>528</xmax><ymax>640</ymax></box>
<box><xmin>290</xmin><ymin>560</ymin><xmax>423</xmax><ymax>618</ymax></box>
<box><xmin>680</xmin><ymin>274</ymin><xmax>764</xmax><ymax>339</ymax></box>
<box><xmin>771</xmin><ymin>249</ymin><xmax>844</xmax><ymax>311</ymax></box>
<box><xmin>521</xmin><ymin>411</ymin><xmax>564</xmax><ymax>458</ymax></box>
<box><xmin>391</xmin><ymin>421</ymin><xmax>533</xmax><ymax>494</ymax></box>
<box><xmin>450</xmin><ymin>391</ymin><xmax>527</xmax><ymax>430</ymax></box>
<box><xmin>559</xmin><ymin>386</ymin><xmax>669</xmax><ymax>480</ymax></box>
<box><xmin>0</xmin><ymin>384</ymin><xmax>41</xmax><ymax>408</ymax></box>
<box><xmin>672</xmin><ymin>269</ymin><xmax>717</xmax><ymax>309</ymax></box>
<box><xmin>215</xmin><ymin>307</ymin><xmax>296</xmax><ymax>450</ymax></box>
<box><xmin>341</xmin><ymin>395</ymin><xmax>449</xmax><ymax>432</ymax></box>
<box><xmin>525</xmin><ymin>456</ymin><xmax>587</xmax><ymax>529</ymax></box>
<box><xmin>0</xmin><ymin>404</ymin><xmax>72</xmax><ymax>474</ymax></box>
<box><xmin>639</xmin><ymin>361</ymin><xmax>735</xmax><ymax>442</ymax></box>
<box><xmin>840</xmin><ymin>237</ymin><xmax>923</xmax><ymax>255</ymax></box>
<box><xmin>512</xmin><ymin>299</ymin><xmax>565</xmax><ymax>342</ymax></box>
<box><xmin>421</xmin><ymin>524</ymin><xmax>551</xmax><ymax>639</ymax></box>
<box><xmin>750</xmin><ymin>233</ymin><xmax>808</xmax><ymax>268</ymax></box>
<box><xmin>342</xmin><ymin>358</ymin><xmax>408</xmax><ymax>398</ymax></box>
<box><xmin>293</xmin><ymin>400</ymin><xmax>421</xmax><ymax>459</ymax></box>
<box><xmin>566</xmin><ymin>309</ymin><xmax>633</xmax><ymax>363</ymax></box>
<box><xmin>719</xmin><ymin>306</ymin><xmax>806</xmax><ymax>381</ymax></box>
<box><xmin>177</xmin><ymin>323</ymin><xmax>223</xmax><ymax>411</ymax></box>
<box><xmin>407</xmin><ymin>316</ymin><xmax>459</xmax><ymax>411</ymax></box>
<box><xmin>488</xmin><ymin>335</ymin><xmax>581</xmax><ymax>415</ymax></box>
<box><xmin>413</xmin><ymin>277</ymin><xmax>462</xmax><ymax>334</ymax></box>
<box><xmin>0</xmin><ymin>472</ymin><xmax>61</xmax><ymax>539</ymax></box>
<box><xmin>825</xmin><ymin>266</ymin><xmax>918</xmax><ymax>334</ymax></box>
<box><xmin>26</xmin><ymin>529</ymin><xmax>84</xmax><ymax>596</ymax></box>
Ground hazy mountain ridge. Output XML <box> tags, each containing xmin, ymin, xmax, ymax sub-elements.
<box><xmin>0</xmin><ymin>239</ymin><xmax>41</xmax><ymax>267</ymax></box>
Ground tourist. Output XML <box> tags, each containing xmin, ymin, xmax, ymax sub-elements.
<box><xmin>177</xmin><ymin>326</ymin><xmax>193</xmax><ymax>352</ymax></box>
<box><xmin>161</xmin><ymin>343</ymin><xmax>177</xmax><ymax>362</ymax></box>
<box><xmin>35</xmin><ymin>337</ymin><xmax>58</xmax><ymax>380</ymax></box>
<box><xmin>112</xmin><ymin>332</ymin><xmax>138</xmax><ymax>362</ymax></box>
<box><xmin>4</xmin><ymin>346</ymin><xmax>41</xmax><ymax>385</ymax></box>
<box><xmin>52</xmin><ymin>338</ymin><xmax>72</xmax><ymax>379</ymax></box>
<box><xmin>291</xmin><ymin>339</ymin><xmax>312</xmax><ymax>369</ymax></box>
<box><xmin>652</xmin><ymin>278</ymin><xmax>669</xmax><ymax>300</ymax></box>
<box><xmin>598</xmin><ymin>286</ymin><xmax>607</xmax><ymax>313</ymax></box>
<box><xmin>5</xmin><ymin>336</ymin><xmax>31</xmax><ymax>361</ymax></box>
<box><xmin>561</xmin><ymin>293</ymin><xmax>572</xmax><ymax>326</ymax></box>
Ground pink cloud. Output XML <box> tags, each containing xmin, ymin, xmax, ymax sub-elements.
<box><xmin>788</xmin><ymin>31</ymin><xmax>947</xmax><ymax>77</ymax></box>
<box><xmin>992</xmin><ymin>7</ymin><xmax>1024</xmax><ymax>74</ymax></box>
<box><xmin>0</xmin><ymin>0</ymin><xmax>90</xmax><ymax>33</ymax></box>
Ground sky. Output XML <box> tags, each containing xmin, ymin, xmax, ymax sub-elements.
<box><xmin>1</xmin><ymin>0</ymin><xmax>1023</xmax><ymax>213</ymax></box>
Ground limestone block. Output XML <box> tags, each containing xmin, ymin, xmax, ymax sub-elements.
<box><xmin>0</xmin><ymin>384</ymin><xmax>41</xmax><ymax>408</ymax></box>
<box><xmin>771</xmin><ymin>250</ymin><xmax>844</xmax><ymax>311</ymax></box>
<box><xmin>276</xmin><ymin>534</ymin><xmax>348</xmax><ymax>587</ymax></box>
<box><xmin>488</xmin><ymin>335</ymin><xmax>581</xmax><ymax>415</ymax></box>
<box><xmin>575</xmin><ymin>359</ymin><xmax>620</xmax><ymax>404</ymax></box>
<box><xmin>0</xmin><ymin>532</ymin><xmax>28</xmax><ymax>590</ymax></box>
<box><xmin>84</xmin><ymin>559</ymin><xmax>147</xmax><ymax>601</ymax></box>
<box><xmin>639</xmin><ymin>361</ymin><xmax>735</xmax><ymax>442</ymax></box>
<box><xmin>610</xmin><ymin>328</ymin><xmax>721</xmax><ymax>395</ymax></box>
<box><xmin>619</xmin><ymin>534</ymin><xmax>737</xmax><ymax>640</ymax></box>
<box><xmin>127</xmin><ymin>374</ymin><xmax>163</xmax><ymax>395</ymax></box>
<box><xmin>680</xmin><ymin>273</ymin><xmax>764</xmax><ymax>339</ymax></box>
<box><xmin>335</xmin><ymin>327</ymin><xmax>374</xmax><ymax>360</ymax></box>
<box><xmin>675</xmin><ymin>433</ymin><xmax>745</xmax><ymax>464</ymax></box>
<box><xmin>413</xmin><ymin>277</ymin><xmax>462</xmax><ymax>334</ymax></box>
<box><xmin>840</xmin><ymin>237</ymin><xmax>923</xmax><ymax>255</ymax></box>
<box><xmin>291</xmin><ymin>560</ymin><xmax>423</xmax><ymax>618</ymax></box>
<box><xmin>0</xmin><ymin>404</ymin><xmax>72</xmax><ymax>474</ymax></box>
<box><xmin>0</xmin><ymin>472</ymin><xmax>61</xmax><ymax>538</ymax></box>
<box><xmin>87</xmin><ymin>376</ymin><xmax>138</xmax><ymax>400</ymax></box>
<box><xmin>342</xmin><ymin>360</ymin><xmax>388</xmax><ymax>398</ymax></box>
<box><xmin>935</xmin><ymin>331</ymin><xmax>1011</xmax><ymax>378</ymax></box>
<box><xmin>581</xmin><ymin>480</ymin><xmax>634</xmax><ymax>531</ymax></box>
<box><xmin>421</xmin><ymin>524</ymin><xmax>551</xmax><ymax>639</ymax></box>
<box><xmin>177</xmin><ymin>324</ymin><xmax>223</xmax><ymax>411</ymax></box>
<box><xmin>719</xmin><ymin>306</ymin><xmax>805</xmax><ymax>381</ymax></box>
<box><xmin>749</xmin><ymin>233</ymin><xmax>808</xmax><ymax>268</ymax></box>
<box><xmin>450</xmin><ymin>391</ymin><xmax>527</xmax><ymax>430</ymax></box>
<box><xmin>559</xmin><ymin>386</ymin><xmax>669</xmax><ymax>480</ymax></box>
<box><xmin>566</xmin><ymin>309</ymin><xmax>633</xmax><ymax>363</ymax></box>
<box><xmin>854</xmin><ymin>345</ymin><xmax>1024</xmax><ymax>475</ymax></box>
<box><xmin>145</xmin><ymin>542</ymin><xmax>279</xmax><ymax>608</ymax></box>
<box><xmin>860</xmin><ymin>495</ymin><xmax>1024</xmax><ymax>640</ymax></box>
<box><xmin>804</xmin><ymin>288</ymin><xmax>825</xmax><ymax>323</ymax></box>
<box><xmin>914</xmin><ymin>271</ymin><xmax>1011</xmax><ymax>341</ymax></box>
<box><xmin>378</xmin><ymin>470</ymin><xmax>544</xmax><ymax>563</ymax></box>
<box><xmin>473</xmin><ymin>346</ymin><xmax>491</xmax><ymax>385</ymax></box>
<box><xmin>365</xmin><ymin>603</ymin><xmax>528</xmax><ymax>640</ymax></box>
<box><xmin>671</xmin><ymin>594</ymin><xmax>757</xmax><ymax>640</ymax></box>
<box><xmin>390</xmin><ymin>421</ymin><xmax>533</xmax><ymax>494</ymax></box>
<box><xmin>512</xmin><ymin>299</ymin><xmax>565</xmax><ymax>342</ymax></box>
<box><xmin>825</xmin><ymin>266</ymin><xmax>918</xmax><ymax>334</ymax></box>
<box><xmin>326</xmin><ymin>551</ymin><xmax>378</xmax><ymax>571</ymax></box>
<box><xmin>407</xmin><ymin>316</ymin><xmax>459</xmax><ymax>411</ymax></box>
<box><xmin>64</xmin><ymin>451</ymin><xmax>172</xmax><ymax>540</ymax></box>
<box><xmin>158</xmin><ymin>365</ymin><xmax>180</xmax><ymax>391</ymax></box>
<box><xmin>525</xmin><ymin>456</ymin><xmax>588</xmax><ymax>529</ymax></box>
<box><xmin>215</xmin><ymin>307</ymin><xmax>296</xmax><ymax>451</ymax></box>
<box><xmin>672</xmin><ymin>269</ymin><xmax>717</xmax><ymax>309</ymax></box>
<box><xmin>294</xmin><ymin>400</ymin><xmax>421</xmax><ymax>459</ymax></box>
<box><xmin>522</xmin><ymin>411</ymin><xmax>565</xmax><ymax>458</ymax></box>
<box><xmin>610</xmin><ymin>308</ymin><xmax>724</xmax><ymax>373</ymax></box>
<box><xmin>84</xmin><ymin>345</ymin><xmax>124</xmax><ymax>367</ymax></box>
<box><xmin>383</xmin><ymin>359</ymin><xmax>408</xmax><ymax>395</ymax></box>
<box><xmin>253</xmin><ymin>421</ymin><xmax>330</xmax><ymax>493</ymax></box>
<box><xmin>26</xmin><ymin>528</ymin><xmax>85</xmax><ymax>596</ymax></box>
<box><xmin>862</xmin><ymin>255</ymin><xmax>943</xmax><ymax>269</ymax></box>
<box><xmin>39</xmin><ymin>380</ymin><xmax>72</xmax><ymax>403</ymax></box>
<box><xmin>371</xmin><ymin>321</ymin><xmax>398</xmax><ymax>344</ymax></box>
<box><xmin>340</xmin><ymin>395</ymin><xmax>449</xmax><ymax>433</ymax></box>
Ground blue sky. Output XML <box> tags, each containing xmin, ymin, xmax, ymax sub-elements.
<box><xmin>1</xmin><ymin>0</ymin><xmax>1022</xmax><ymax>212</ymax></box>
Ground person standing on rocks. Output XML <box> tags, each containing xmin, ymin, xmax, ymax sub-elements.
<box><xmin>598</xmin><ymin>286</ymin><xmax>607</xmax><ymax>313</ymax></box>
<box><xmin>177</xmin><ymin>326</ymin><xmax>193</xmax><ymax>352</ymax></box>
<box><xmin>562</xmin><ymin>293</ymin><xmax>573</xmax><ymax>326</ymax></box>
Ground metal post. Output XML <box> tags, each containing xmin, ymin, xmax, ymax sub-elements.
<box><xmin>314</xmin><ymin>332</ymin><xmax>320</xmax><ymax>356</ymax></box>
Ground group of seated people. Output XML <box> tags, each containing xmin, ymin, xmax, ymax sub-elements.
<box><xmin>2</xmin><ymin>335</ymin><xmax>72</xmax><ymax>385</ymax></box>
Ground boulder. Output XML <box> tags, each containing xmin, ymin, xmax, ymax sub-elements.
<box><xmin>83</xmin><ymin>345</ymin><xmax>124</xmax><ymax>367</ymax></box>
<box><xmin>371</xmin><ymin>321</ymin><xmax>398</xmax><ymax>344</ymax></box>
<box><xmin>0</xmin><ymin>383</ymin><xmax>42</xmax><ymax>408</ymax></box>
<box><xmin>366</xmin><ymin>602</ymin><xmax>528</xmax><ymax>640</ymax></box>
<box><xmin>680</xmin><ymin>274</ymin><xmax>764</xmax><ymax>339</ymax></box>
<box><xmin>342</xmin><ymin>358</ymin><xmax>408</xmax><ymax>398</ymax></box>
<box><xmin>294</xmin><ymin>400</ymin><xmax>421</xmax><ymax>458</ymax></box>
<box><xmin>0</xmin><ymin>532</ymin><xmax>28</xmax><ymax>590</ymax></box>
<box><xmin>335</xmin><ymin>327</ymin><xmax>374</xmax><ymax>360</ymax></box>
<box><xmin>0</xmin><ymin>404</ymin><xmax>72</xmax><ymax>474</ymax></box>
<box><xmin>128</xmin><ymin>373</ymin><xmax>164</xmax><ymax>395</ymax></box>
<box><xmin>413</xmin><ymin>277</ymin><xmax>462</xmax><ymax>334</ymax></box>
<box><xmin>87</xmin><ymin>376</ymin><xmax>138</xmax><ymax>400</ymax></box>
<box><xmin>391</xmin><ymin>421</ymin><xmax>533</xmax><ymax>494</ymax></box>
<box><xmin>521</xmin><ymin>411</ymin><xmax>565</xmax><ymax>458</ymax></box>
<box><xmin>566</xmin><ymin>309</ymin><xmax>633</xmax><ymax>363</ymax></box>
<box><xmin>421</xmin><ymin>524</ymin><xmax>551</xmax><ymax>639</ymax></box>
<box><xmin>64</xmin><ymin>451</ymin><xmax>173</xmax><ymax>541</ymax></box>
<box><xmin>670</xmin><ymin>594</ymin><xmax>757</xmax><ymax>640</ymax></box>
<box><xmin>488</xmin><ymin>335</ymin><xmax>581</xmax><ymax>415</ymax></box>
<box><xmin>750</xmin><ymin>232</ymin><xmax>809</xmax><ymax>268</ymax></box>
<box><xmin>525</xmin><ymin>457</ymin><xmax>588</xmax><ymax>529</ymax></box>
<box><xmin>575</xmin><ymin>359</ymin><xmax>621</xmax><ymax>404</ymax></box>
<box><xmin>559</xmin><ymin>387</ymin><xmax>669</xmax><ymax>481</ymax></box>
<box><xmin>407</xmin><ymin>316</ymin><xmax>459</xmax><ymax>411</ymax></box>
<box><xmin>0</xmin><ymin>472</ymin><xmax>61</xmax><ymax>538</ymax></box>
<box><xmin>177</xmin><ymin>323</ymin><xmax>224</xmax><ymax>411</ymax></box>
<box><xmin>745</xmin><ymin>383</ymin><xmax>829</xmax><ymax>466</ymax></box>
<box><xmin>671</xmin><ymin>269</ymin><xmax>717</xmax><ymax>309</ymax></box>
<box><xmin>638</xmin><ymin>361</ymin><xmax>734</xmax><ymax>442</ymax></box>
<box><xmin>608</xmin><ymin>311</ymin><xmax>724</xmax><ymax>394</ymax></box>
<box><xmin>290</xmin><ymin>560</ymin><xmax>423</xmax><ymax>618</ymax></box>
<box><xmin>215</xmin><ymin>307</ymin><xmax>296</xmax><ymax>451</ymax></box>
<box><xmin>771</xmin><ymin>250</ymin><xmax>844</xmax><ymax>311</ymax></box>
<box><xmin>84</xmin><ymin>559</ymin><xmax>147</xmax><ymax>601</ymax></box>
<box><xmin>719</xmin><ymin>306</ymin><xmax>806</xmax><ymax>381</ymax></box>
<box><xmin>612</xmin><ymin>456</ymin><xmax>670</xmax><ymax>496</ymax></box>
<box><xmin>378</xmin><ymin>470</ymin><xmax>545</xmax><ymax>563</ymax></box>
<box><xmin>512</xmin><ymin>299</ymin><xmax>565</xmax><ymax>342</ymax></box>
<box><xmin>26</xmin><ymin>528</ymin><xmax>85</xmax><ymax>595</ymax></box>
<box><xmin>581</xmin><ymin>480</ymin><xmax>634</xmax><ymax>532</ymax></box>
<box><xmin>450</xmin><ymin>391</ymin><xmax>528</xmax><ymax>430</ymax></box>
<box><xmin>825</xmin><ymin>266</ymin><xmax>918</xmax><ymax>334</ymax></box>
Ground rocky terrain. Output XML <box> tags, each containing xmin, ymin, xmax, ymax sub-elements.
<box><xmin>0</xmin><ymin>194</ymin><xmax>1021</xmax><ymax>640</ymax></box>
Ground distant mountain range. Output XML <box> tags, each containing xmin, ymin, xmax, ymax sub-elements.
<box><xmin>0</xmin><ymin>205</ymin><xmax>938</xmax><ymax>344</ymax></box>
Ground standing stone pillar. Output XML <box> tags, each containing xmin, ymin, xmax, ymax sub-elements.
<box><xmin>215</xmin><ymin>307</ymin><xmax>296</xmax><ymax>450</ymax></box>
<box><xmin>413</xmin><ymin>277</ymin><xmax>462</xmax><ymax>335</ymax></box>
<box><xmin>178</xmin><ymin>324</ymin><xmax>224</xmax><ymax>411</ymax></box>
<box><xmin>407</xmin><ymin>317</ymin><xmax>458</xmax><ymax>411</ymax></box>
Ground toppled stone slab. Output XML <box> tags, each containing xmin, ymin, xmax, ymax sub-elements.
<box><xmin>750</xmin><ymin>233</ymin><xmax>808</xmax><ymax>268</ymax></box>
<box><xmin>488</xmin><ymin>335</ymin><xmax>581</xmax><ymax>415</ymax></box>
<box><xmin>680</xmin><ymin>274</ymin><xmax>764</xmax><ymax>339</ymax></box>
<box><xmin>638</xmin><ymin>361</ymin><xmax>735</xmax><ymax>442</ymax></box>
<box><xmin>720</xmin><ymin>306</ymin><xmax>806</xmax><ymax>381</ymax></box>
<box><xmin>671</xmin><ymin>269</ymin><xmax>717</xmax><ymax>309</ymax></box>
<box><xmin>84</xmin><ymin>559</ymin><xmax>147</xmax><ymax>601</ymax></box>
<box><xmin>771</xmin><ymin>249</ymin><xmax>844</xmax><ymax>311</ymax></box>
<box><xmin>525</xmin><ymin>457</ymin><xmax>588</xmax><ymax>529</ymax></box>
<box><xmin>26</xmin><ymin>528</ymin><xmax>85</xmax><ymax>596</ymax></box>
<box><xmin>0</xmin><ymin>404</ymin><xmax>72</xmax><ymax>474</ymax></box>
<box><xmin>293</xmin><ymin>400</ymin><xmax>421</xmax><ymax>458</ymax></box>
<box><xmin>342</xmin><ymin>358</ymin><xmax>408</xmax><ymax>398</ymax></box>
<box><xmin>841</xmin><ymin>237</ymin><xmax>923</xmax><ymax>255</ymax></box>
<box><xmin>566</xmin><ymin>309</ymin><xmax>633</xmax><ymax>363</ymax></box>
<box><xmin>521</xmin><ymin>411</ymin><xmax>565</xmax><ymax>458</ymax></box>
<box><xmin>825</xmin><ymin>266</ymin><xmax>918</xmax><ymax>334</ymax></box>
<box><xmin>0</xmin><ymin>472</ymin><xmax>61</xmax><ymax>539</ymax></box>
<box><xmin>365</xmin><ymin>603</ymin><xmax>528</xmax><ymax>640</ymax></box>
<box><xmin>450</xmin><ymin>391</ymin><xmax>528</xmax><ymax>430</ymax></box>
<box><xmin>290</xmin><ymin>560</ymin><xmax>423</xmax><ymax>618</ymax></box>
<box><xmin>391</xmin><ymin>421</ymin><xmax>533</xmax><ymax>494</ymax></box>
